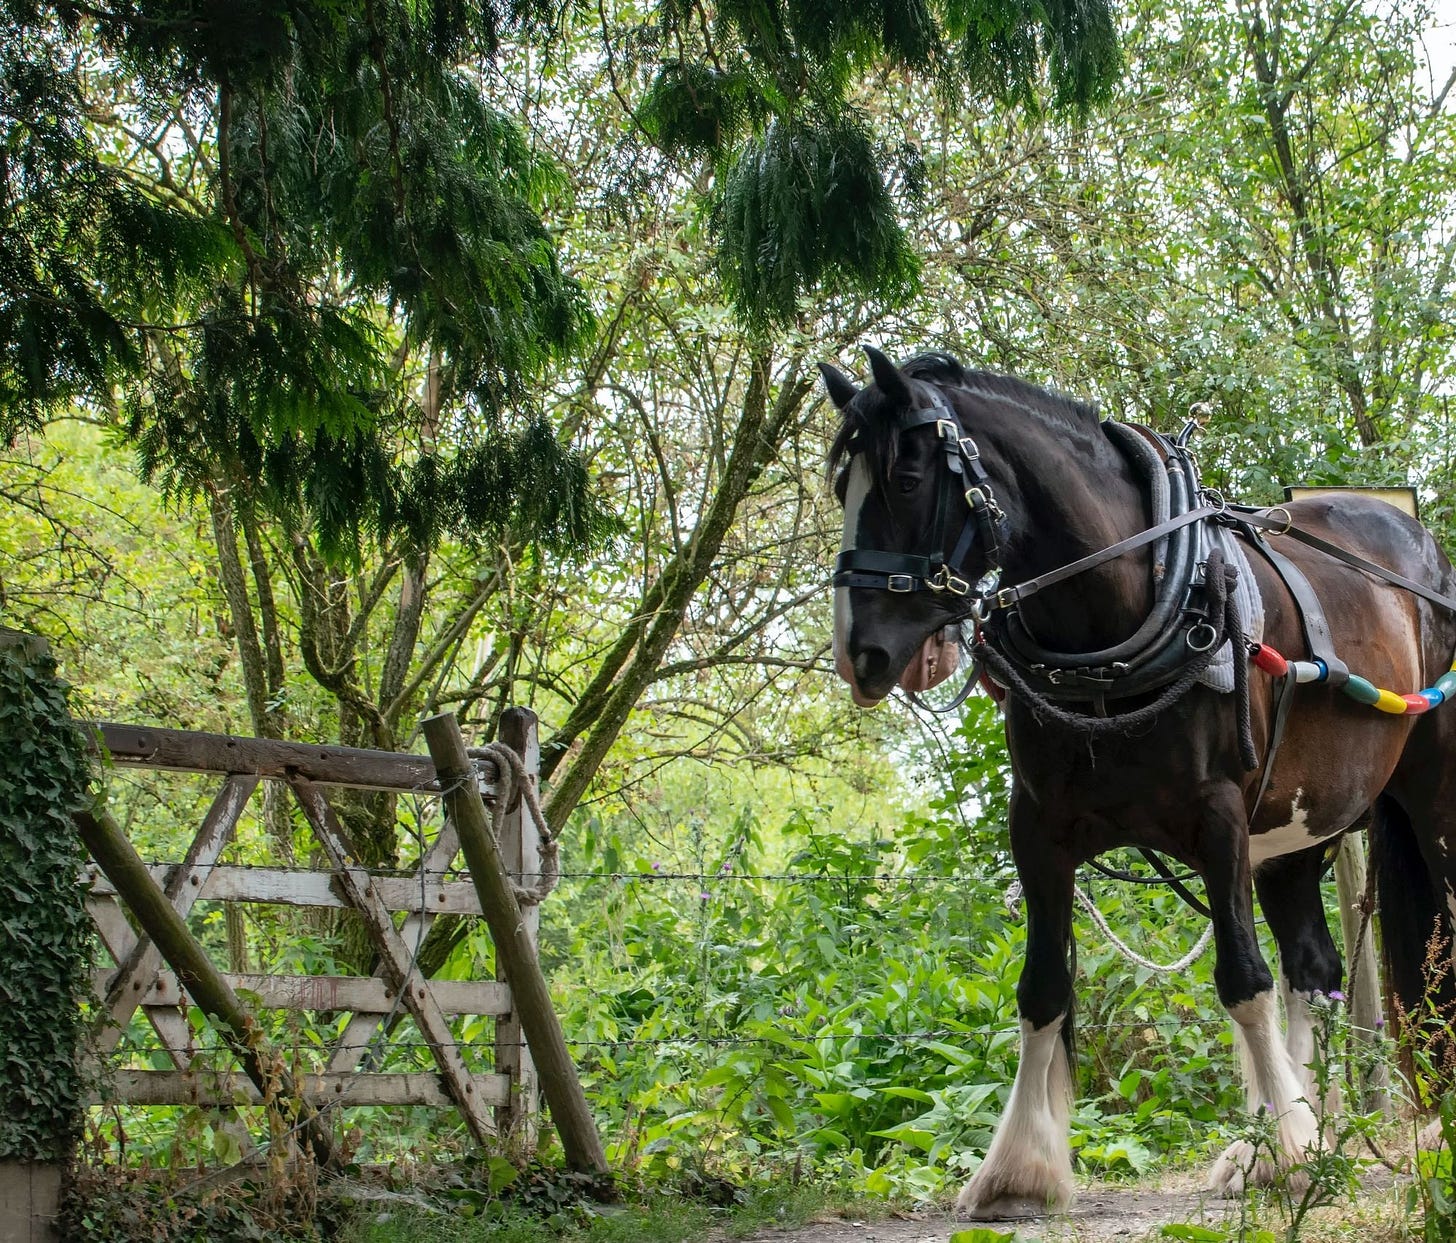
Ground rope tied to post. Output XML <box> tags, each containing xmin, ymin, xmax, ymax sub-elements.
<box><xmin>467</xmin><ymin>742</ymin><xmax>558</xmax><ymax>906</ymax></box>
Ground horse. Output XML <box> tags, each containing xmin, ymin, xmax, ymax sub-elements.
<box><xmin>823</xmin><ymin>346</ymin><xmax>1456</xmax><ymax>1217</ymax></box>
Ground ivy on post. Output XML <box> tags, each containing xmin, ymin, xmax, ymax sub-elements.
<box><xmin>0</xmin><ymin>628</ymin><xmax>93</xmax><ymax>1240</ymax></box>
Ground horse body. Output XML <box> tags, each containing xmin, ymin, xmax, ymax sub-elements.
<box><xmin>825</xmin><ymin>350</ymin><xmax>1456</xmax><ymax>1214</ymax></box>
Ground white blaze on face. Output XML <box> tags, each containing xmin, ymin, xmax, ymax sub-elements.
<box><xmin>834</xmin><ymin>456</ymin><xmax>872</xmax><ymax>686</ymax></box>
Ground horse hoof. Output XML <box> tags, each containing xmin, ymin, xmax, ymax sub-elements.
<box><xmin>1207</xmin><ymin>1140</ymin><xmax>1310</xmax><ymax>1196</ymax></box>
<box><xmin>957</xmin><ymin>1194</ymin><xmax>1059</xmax><ymax>1221</ymax></box>
<box><xmin>1418</xmin><ymin>1120</ymin><xmax>1448</xmax><ymax>1152</ymax></box>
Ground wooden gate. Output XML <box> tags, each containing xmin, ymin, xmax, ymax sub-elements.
<box><xmin>81</xmin><ymin>711</ymin><xmax>549</xmax><ymax>1158</ymax></box>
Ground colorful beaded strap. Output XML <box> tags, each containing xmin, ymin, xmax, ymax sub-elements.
<box><xmin>1250</xmin><ymin>643</ymin><xmax>1456</xmax><ymax>715</ymax></box>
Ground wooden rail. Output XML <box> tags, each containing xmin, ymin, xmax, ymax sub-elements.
<box><xmin>80</xmin><ymin>712</ymin><xmax>569</xmax><ymax>1167</ymax></box>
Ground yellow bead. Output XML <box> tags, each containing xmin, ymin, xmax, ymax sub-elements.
<box><xmin>1373</xmin><ymin>688</ymin><xmax>1409</xmax><ymax>714</ymax></box>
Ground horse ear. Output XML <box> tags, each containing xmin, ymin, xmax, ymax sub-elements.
<box><xmin>818</xmin><ymin>362</ymin><xmax>859</xmax><ymax>411</ymax></box>
<box><xmin>863</xmin><ymin>345</ymin><xmax>911</xmax><ymax>406</ymax></box>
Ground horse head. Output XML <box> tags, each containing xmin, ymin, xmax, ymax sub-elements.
<box><xmin>825</xmin><ymin>346</ymin><xmax>999</xmax><ymax>707</ymax></box>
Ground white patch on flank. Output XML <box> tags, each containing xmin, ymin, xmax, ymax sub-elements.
<box><xmin>834</xmin><ymin>457</ymin><xmax>871</xmax><ymax>681</ymax></box>
<box><xmin>1249</xmin><ymin>789</ymin><xmax>1343</xmax><ymax>870</ymax></box>
<box><xmin>958</xmin><ymin>1015</ymin><xmax>1074</xmax><ymax>1216</ymax></box>
<box><xmin>1208</xmin><ymin>989</ymin><xmax>1323</xmax><ymax>1195</ymax></box>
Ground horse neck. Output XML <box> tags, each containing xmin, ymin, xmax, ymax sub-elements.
<box><xmin>990</xmin><ymin>420</ymin><xmax>1155</xmax><ymax>653</ymax></box>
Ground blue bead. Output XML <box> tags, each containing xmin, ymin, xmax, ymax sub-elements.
<box><xmin>1423</xmin><ymin>689</ymin><xmax>1445</xmax><ymax>709</ymax></box>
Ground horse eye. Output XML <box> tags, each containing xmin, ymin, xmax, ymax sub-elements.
<box><xmin>896</xmin><ymin>473</ymin><xmax>922</xmax><ymax>495</ymax></box>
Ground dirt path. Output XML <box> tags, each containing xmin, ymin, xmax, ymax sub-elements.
<box><xmin>728</xmin><ymin>1169</ymin><xmax>1403</xmax><ymax>1242</ymax></box>
<box><xmin>729</xmin><ymin>1181</ymin><xmax>1248</xmax><ymax>1243</ymax></box>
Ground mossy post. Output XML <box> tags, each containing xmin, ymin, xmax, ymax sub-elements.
<box><xmin>0</xmin><ymin>629</ymin><xmax>93</xmax><ymax>1242</ymax></box>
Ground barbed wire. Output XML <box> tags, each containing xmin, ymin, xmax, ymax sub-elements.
<box><xmin>102</xmin><ymin>1013</ymin><xmax>1237</xmax><ymax>1064</ymax></box>
<box><xmin>89</xmin><ymin>857</ymin><xmax>1169</xmax><ymax>890</ymax></box>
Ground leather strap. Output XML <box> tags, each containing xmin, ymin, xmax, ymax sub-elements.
<box><xmin>1252</xmin><ymin>665</ymin><xmax>1298</xmax><ymax>814</ymax></box>
<box><xmin>1236</xmin><ymin>508</ymin><xmax>1456</xmax><ymax>615</ymax></box>
<box><xmin>990</xmin><ymin>506</ymin><xmax>1219</xmax><ymax>611</ymax></box>
<box><xmin>1247</xmin><ymin>539</ymin><xmax>1350</xmax><ymax>687</ymax></box>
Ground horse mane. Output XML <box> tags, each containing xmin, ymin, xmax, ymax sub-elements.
<box><xmin>826</xmin><ymin>352</ymin><xmax>1101</xmax><ymax>482</ymax></box>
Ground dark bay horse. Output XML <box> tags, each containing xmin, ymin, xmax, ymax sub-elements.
<box><xmin>824</xmin><ymin>347</ymin><xmax>1456</xmax><ymax>1216</ymax></box>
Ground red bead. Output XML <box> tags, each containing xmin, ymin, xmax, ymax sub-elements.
<box><xmin>1252</xmin><ymin>644</ymin><xmax>1288</xmax><ymax>677</ymax></box>
<box><xmin>1402</xmin><ymin>693</ymin><xmax>1432</xmax><ymax>714</ymax></box>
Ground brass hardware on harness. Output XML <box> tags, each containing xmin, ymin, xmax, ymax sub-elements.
<box><xmin>1264</xmin><ymin>506</ymin><xmax>1294</xmax><ymax>537</ymax></box>
<box><xmin>928</xmin><ymin>568</ymin><xmax>971</xmax><ymax>595</ymax></box>
<box><xmin>966</xmin><ymin>486</ymin><xmax>1005</xmax><ymax>524</ymax></box>
<box><xmin>887</xmin><ymin>574</ymin><xmax>914</xmax><ymax>592</ymax></box>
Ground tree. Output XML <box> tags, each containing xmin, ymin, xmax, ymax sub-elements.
<box><xmin>4</xmin><ymin>0</ymin><xmax>604</xmax><ymax>566</ymax></box>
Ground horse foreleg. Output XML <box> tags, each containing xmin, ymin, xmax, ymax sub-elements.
<box><xmin>1253</xmin><ymin>846</ymin><xmax>1344</xmax><ymax>1122</ymax></box>
<box><xmin>958</xmin><ymin>836</ymin><xmax>1075</xmax><ymax>1218</ymax></box>
<box><xmin>1204</xmin><ymin>791</ymin><xmax>1323</xmax><ymax>1195</ymax></box>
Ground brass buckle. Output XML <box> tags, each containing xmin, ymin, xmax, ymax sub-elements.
<box><xmin>967</xmin><ymin>486</ymin><xmax>1005</xmax><ymax>524</ymax></box>
<box><xmin>936</xmin><ymin>418</ymin><xmax>959</xmax><ymax>441</ymax></box>
<box><xmin>927</xmin><ymin>567</ymin><xmax>970</xmax><ymax>595</ymax></box>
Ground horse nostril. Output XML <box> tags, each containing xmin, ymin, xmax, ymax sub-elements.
<box><xmin>853</xmin><ymin>647</ymin><xmax>891</xmax><ymax>686</ymax></box>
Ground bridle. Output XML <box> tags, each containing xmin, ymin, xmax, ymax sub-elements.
<box><xmin>832</xmin><ymin>389</ymin><xmax>1010</xmax><ymax>613</ymax></box>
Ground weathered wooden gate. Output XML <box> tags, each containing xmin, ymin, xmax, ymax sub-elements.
<box><xmin>79</xmin><ymin>710</ymin><xmax>575</xmax><ymax>1162</ymax></box>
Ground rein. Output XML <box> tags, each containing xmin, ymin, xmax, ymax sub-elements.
<box><xmin>1232</xmin><ymin>507</ymin><xmax>1456</xmax><ymax>616</ymax></box>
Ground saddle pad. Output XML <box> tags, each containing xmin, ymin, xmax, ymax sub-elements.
<box><xmin>1198</xmin><ymin>525</ymin><xmax>1263</xmax><ymax>694</ymax></box>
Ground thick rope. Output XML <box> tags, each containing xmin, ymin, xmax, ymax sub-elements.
<box><xmin>466</xmin><ymin>742</ymin><xmax>558</xmax><ymax>906</ymax></box>
<box><xmin>977</xmin><ymin>547</ymin><xmax>1259</xmax><ymax>771</ymax></box>
<box><xmin>1005</xmin><ymin>878</ymin><xmax>1214</xmax><ymax>973</ymax></box>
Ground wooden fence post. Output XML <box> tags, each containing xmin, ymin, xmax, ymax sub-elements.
<box><xmin>494</xmin><ymin>708</ymin><xmax>541</xmax><ymax>1148</ymax></box>
<box><xmin>422</xmin><ymin>713</ymin><xmax>609</xmax><ymax>1179</ymax></box>
<box><xmin>1335</xmin><ymin>831</ymin><xmax>1390</xmax><ymax>1115</ymax></box>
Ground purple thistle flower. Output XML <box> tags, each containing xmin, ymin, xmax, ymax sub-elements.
<box><xmin>650</xmin><ymin>861</ymin><xmax>663</xmax><ymax>872</ymax></box>
<box><xmin>699</xmin><ymin>890</ymin><xmax>712</xmax><ymax>901</ymax></box>
<box><xmin>1329</xmin><ymin>989</ymin><xmax>1346</xmax><ymax>1003</ymax></box>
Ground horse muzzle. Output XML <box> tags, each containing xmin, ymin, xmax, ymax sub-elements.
<box><xmin>835</xmin><ymin>629</ymin><xmax>961</xmax><ymax>707</ymax></box>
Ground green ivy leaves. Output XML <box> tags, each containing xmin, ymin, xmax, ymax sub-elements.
<box><xmin>0</xmin><ymin>638</ymin><xmax>94</xmax><ymax>1162</ymax></box>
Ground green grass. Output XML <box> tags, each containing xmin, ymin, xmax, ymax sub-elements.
<box><xmin>339</xmin><ymin>1201</ymin><xmax>716</xmax><ymax>1243</ymax></box>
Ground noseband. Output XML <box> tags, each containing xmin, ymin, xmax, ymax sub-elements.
<box><xmin>832</xmin><ymin>392</ymin><xmax>1010</xmax><ymax>609</ymax></box>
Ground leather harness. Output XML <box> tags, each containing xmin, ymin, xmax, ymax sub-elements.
<box><xmin>837</xmin><ymin>394</ymin><xmax>1456</xmax><ymax>916</ymax></box>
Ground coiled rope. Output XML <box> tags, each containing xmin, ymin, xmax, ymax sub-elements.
<box><xmin>466</xmin><ymin>742</ymin><xmax>558</xmax><ymax>905</ymax></box>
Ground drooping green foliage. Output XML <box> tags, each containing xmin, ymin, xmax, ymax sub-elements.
<box><xmin>0</xmin><ymin>19</ymin><xmax>233</xmax><ymax>433</ymax></box>
<box><xmin>3</xmin><ymin>0</ymin><xmax>604</xmax><ymax>561</ymax></box>
<box><xmin>0</xmin><ymin>637</ymin><xmax>93</xmax><ymax>1163</ymax></box>
<box><xmin>715</xmin><ymin>114</ymin><xmax>922</xmax><ymax>326</ymax></box>
<box><xmin>635</xmin><ymin>0</ymin><xmax>1120</xmax><ymax>325</ymax></box>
